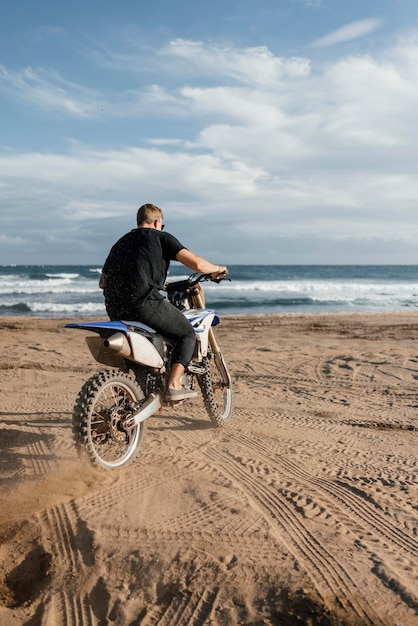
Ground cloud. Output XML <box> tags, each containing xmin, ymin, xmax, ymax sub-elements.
<box><xmin>0</xmin><ymin>234</ymin><xmax>26</xmax><ymax>246</ymax></box>
<box><xmin>0</xmin><ymin>65</ymin><xmax>101</xmax><ymax>117</ymax></box>
<box><xmin>163</xmin><ymin>39</ymin><xmax>311</xmax><ymax>85</ymax></box>
<box><xmin>310</xmin><ymin>18</ymin><xmax>383</xmax><ymax>48</ymax></box>
<box><xmin>1</xmin><ymin>32</ymin><xmax>418</xmax><ymax>263</ymax></box>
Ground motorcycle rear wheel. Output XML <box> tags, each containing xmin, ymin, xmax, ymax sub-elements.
<box><xmin>72</xmin><ymin>369</ymin><xmax>147</xmax><ymax>469</ymax></box>
<box><xmin>198</xmin><ymin>350</ymin><xmax>232</xmax><ymax>427</ymax></box>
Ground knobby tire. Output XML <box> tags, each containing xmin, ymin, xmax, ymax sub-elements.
<box><xmin>72</xmin><ymin>369</ymin><xmax>147</xmax><ymax>470</ymax></box>
<box><xmin>198</xmin><ymin>350</ymin><xmax>232</xmax><ymax>427</ymax></box>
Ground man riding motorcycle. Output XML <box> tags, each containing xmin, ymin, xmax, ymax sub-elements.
<box><xmin>99</xmin><ymin>203</ymin><xmax>227</xmax><ymax>401</ymax></box>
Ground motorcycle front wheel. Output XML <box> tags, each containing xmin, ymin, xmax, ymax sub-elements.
<box><xmin>198</xmin><ymin>349</ymin><xmax>232</xmax><ymax>427</ymax></box>
<box><xmin>72</xmin><ymin>369</ymin><xmax>147</xmax><ymax>469</ymax></box>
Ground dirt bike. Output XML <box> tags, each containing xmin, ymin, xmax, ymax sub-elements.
<box><xmin>65</xmin><ymin>272</ymin><xmax>232</xmax><ymax>470</ymax></box>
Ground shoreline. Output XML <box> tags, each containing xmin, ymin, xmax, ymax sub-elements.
<box><xmin>2</xmin><ymin>309</ymin><xmax>418</xmax><ymax>319</ymax></box>
<box><xmin>2</xmin><ymin>309</ymin><xmax>418</xmax><ymax>331</ymax></box>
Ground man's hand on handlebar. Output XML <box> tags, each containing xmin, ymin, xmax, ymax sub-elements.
<box><xmin>211</xmin><ymin>265</ymin><xmax>228</xmax><ymax>279</ymax></box>
<box><xmin>210</xmin><ymin>266</ymin><xmax>228</xmax><ymax>281</ymax></box>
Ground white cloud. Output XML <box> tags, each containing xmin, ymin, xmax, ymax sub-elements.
<box><xmin>310</xmin><ymin>18</ymin><xmax>383</xmax><ymax>48</ymax></box>
<box><xmin>2</xmin><ymin>32</ymin><xmax>418</xmax><ymax>263</ymax></box>
<box><xmin>0</xmin><ymin>234</ymin><xmax>26</xmax><ymax>245</ymax></box>
<box><xmin>0</xmin><ymin>65</ymin><xmax>100</xmax><ymax>117</ymax></box>
<box><xmin>164</xmin><ymin>39</ymin><xmax>311</xmax><ymax>85</ymax></box>
<box><xmin>320</xmin><ymin>44</ymin><xmax>418</xmax><ymax>148</ymax></box>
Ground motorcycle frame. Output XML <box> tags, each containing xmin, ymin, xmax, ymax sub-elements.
<box><xmin>66</xmin><ymin>276</ymin><xmax>231</xmax><ymax>427</ymax></box>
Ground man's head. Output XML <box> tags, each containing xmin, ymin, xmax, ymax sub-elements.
<box><xmin>137</xmin><ymin>204</ymin><xmax>164</xmax><ymax>229</ymax></box>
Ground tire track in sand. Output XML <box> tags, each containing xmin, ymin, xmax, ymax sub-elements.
<box><xmin>234</xmin><ymin>431</ymin><xmax>418</xmax><ymax>559</ymax></box>
<box><xmin>205</xmin><ymin>442</ymin><xmax>387</xmax><ymax>626</ymax></box>
<box><xmin>38</xmin><ymin>501</ymin><xmax>97</xmax><ymax>626</ymax></box>
<box><xmin>141</xmin><ymin>583</ymin><xmax>221</xmax><ymax>626</ymax></box>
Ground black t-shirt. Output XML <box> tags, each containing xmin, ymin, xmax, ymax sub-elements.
<box><xmin>102</xmin><ymin>228</ymin><xmax>185</xmax><ymax>310</ymax></box>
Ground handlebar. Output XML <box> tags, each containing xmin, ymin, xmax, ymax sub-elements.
<box><xmin>165</xmin><ymin>271</ymin><xmax>230</xmax><ymax>295</ymax></box>
<box><xmin>188</xmin><ymin>271</ymin><xmax>230</xmax><ymax>285</ymax></box>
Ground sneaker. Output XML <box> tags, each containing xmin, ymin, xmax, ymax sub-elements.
<box><xmin>166</xmin><ymin>386</ymin><xmax>198</xmax><ymax>401</ymax></box>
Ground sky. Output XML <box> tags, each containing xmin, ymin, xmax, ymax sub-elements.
<box><xmin>1</xmin><ymin>0</ymin><xmax>418</xmax><ymax>266</ymax></box>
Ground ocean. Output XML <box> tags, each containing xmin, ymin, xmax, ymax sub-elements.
<box><xmin>1</xmin><ymin>264</ymin><xmax>418</xmax><ymax>318</ymax></box>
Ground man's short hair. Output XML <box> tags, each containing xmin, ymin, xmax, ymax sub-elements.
<box><xmin>137</xmin><ymin>204</ymin><xmax>163</xmax><ymax>226</ymax></box>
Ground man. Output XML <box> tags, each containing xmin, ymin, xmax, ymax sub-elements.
<box><xmin>99</xmin><ymin>203</ymin><xmax>227</xmax><ymax>401</ymax></box>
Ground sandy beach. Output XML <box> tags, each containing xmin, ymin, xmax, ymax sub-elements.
<box><xmin>0</xmin><ymin>312</ymin><xmax>417</xmax><ymax>625</ymax></box>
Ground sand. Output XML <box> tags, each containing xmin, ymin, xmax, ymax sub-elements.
<box><xmin>0</xmin><ymin>312</ymin><xmax>417</xmax><ymax>626</ymax></box>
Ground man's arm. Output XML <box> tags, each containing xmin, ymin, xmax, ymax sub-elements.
<box><xmin>176</xmin><ymin>249</ymin><xmax>227</xmax><ymax>278</ymax></box>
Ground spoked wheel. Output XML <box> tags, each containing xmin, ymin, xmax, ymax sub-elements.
<box><xmin>198</xmin><ymin>349</ymin><xmax>232</xmax><ymax>427</ymax></box>
<box><xmin>72</xmin><ymin>369</ymin><xmax>147</xmax><ymax>469</ymax></box>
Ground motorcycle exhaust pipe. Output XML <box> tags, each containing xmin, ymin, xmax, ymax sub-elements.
<box><xmin>103</xmin><ymin>332</ymin><xmax>132</xmax><ymax>358</ymax></box>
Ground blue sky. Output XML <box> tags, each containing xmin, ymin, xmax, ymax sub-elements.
<box><xmin>1</xmin><ymin>0</ymin><xmax>417</xmax><ymax>265</ymax></box>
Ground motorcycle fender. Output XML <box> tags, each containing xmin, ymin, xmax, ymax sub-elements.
<box><xmin>127</xmin><ymin>331</ymin><xmax>164</xmax><ymax>369</ymax></box>
<box><xmin>193</xmin><ymin>313</ymin><xmax>215</xmax><ymax>358</ymax></box>
<box><xmin>85</xmin><ymin>336</ymin><xmax>129</xmax><ymax>371</ymax></box>
<box><xmin>195</xmin><ymin>330</ymin><xmax>209</xmax><ymax>358</ymax></box>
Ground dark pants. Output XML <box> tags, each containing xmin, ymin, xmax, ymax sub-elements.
<box><xmin>107</xmin><ymin>298</ymin><xmax>196</xmax><ymax>369</ymax></box>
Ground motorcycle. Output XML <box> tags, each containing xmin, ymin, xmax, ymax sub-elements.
<box><xmin>65</xmin><ymin>272</ymin><xmax>232</xmax><ymax>470</ymax></box>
